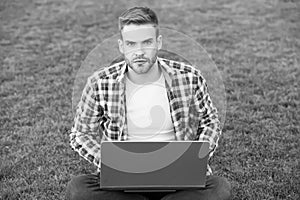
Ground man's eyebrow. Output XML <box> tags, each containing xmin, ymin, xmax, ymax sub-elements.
<box><xmin>142</xmin><ymin>38</ymin><xmax>154</xmax><ymax>42</ymax></box>
<box><xmin>124</xmin><ymin>38</ymin><xmax>153</xmax><ymax>43</ymax></box>
<box><xmin>124</xmin><ymin>40</ymin><xmax>136</xmax><ymax>43</ymax></box>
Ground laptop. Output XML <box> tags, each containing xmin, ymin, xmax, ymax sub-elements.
<box><xmin>100</xmin><ymin>141</ymin><xmax>210</xmax><ymax>192</ymax></box>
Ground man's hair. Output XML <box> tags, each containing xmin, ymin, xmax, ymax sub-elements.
<box><xmin>118</xmin><ymin>7</ymin><xmax>159</xmax><ymax>35</ymax></box>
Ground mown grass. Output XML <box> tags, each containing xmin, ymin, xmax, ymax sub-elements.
<box><xmin>0</xmin><ymin>0</ymin><xmax>299</xmax><ymax>199</ymax></box>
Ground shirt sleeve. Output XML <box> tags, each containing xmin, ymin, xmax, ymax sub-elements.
<box><xmin>194</xmin><ymin>75</ymin><xmax>221</xmax><ymax>157</ymax></box>
<box><xmin>69</xmin><ymin>77</ymin><xmax>104</xmax><ymax>169</ymax></box>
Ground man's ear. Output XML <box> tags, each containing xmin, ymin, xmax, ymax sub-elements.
<box><xmin>157</xmin><ymin>35</ymin><xmax>162</xmax><ymax>50</ymax></box>
<box><xmin>118</xmin><ymin>39</ymin><xmax>124</xmax><ymax>54</ymax></box>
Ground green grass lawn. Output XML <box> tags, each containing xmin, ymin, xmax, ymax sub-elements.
<box><xmin>0</xmin><ymin>0</ymin><xmax>299</xmax><ymax>199</ymax></box>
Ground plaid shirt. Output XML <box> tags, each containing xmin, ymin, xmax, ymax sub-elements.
<box><xmin>70</xmin><ymin>57</ymin><xmax>221</xmax><ymax>175</ymax></box>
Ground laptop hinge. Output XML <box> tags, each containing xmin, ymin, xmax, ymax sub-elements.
<box><xmin>124</xmin><ymin>189</ymin><xmax>176</xmax><ymax>193</ymax></box>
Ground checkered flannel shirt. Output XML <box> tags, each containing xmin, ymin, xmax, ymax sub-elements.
<box><xmin>70</xmin><ymin>57</ymin><xmax>221</xmax><ymax>175</ymax></box>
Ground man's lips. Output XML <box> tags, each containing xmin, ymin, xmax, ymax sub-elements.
<box><xmin>134</xmin><ymin>59</ymin><xmax>148</xmax><ymax>63</ymax></box>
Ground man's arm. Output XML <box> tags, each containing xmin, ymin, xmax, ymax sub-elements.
<box><xmin>194</xmin><ymin>75</ymin><xmax>221</xmax><ymax>157</ymax></box>
<box><xmin>70</xmin><ymin>77</ymin><xmax>104</xmax><ymax>169</ymax></box>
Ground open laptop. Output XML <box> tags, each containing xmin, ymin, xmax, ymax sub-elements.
<box><xmin>100</xmin><ymin>141</ymin><xmax>210</xmax><ymax>192</ymax></box>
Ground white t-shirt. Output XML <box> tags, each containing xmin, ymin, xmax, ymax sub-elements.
<box><xmin>125</xmin><ymin>73</ymin><xmax>175</xmax><ymax>141</ymax></box>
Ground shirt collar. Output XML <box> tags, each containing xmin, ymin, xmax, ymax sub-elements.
<box><xmin>157</xmin><ymin>57</ymin><xmax>175</xmax><ymax>87</ymax></box>
<box><xmin>116</xmin><ymin>57</ymin><xmax>175</xmax><ymax>87</ymax></box>
<box><xmin>116</xmin><ymin>61</ymin><xmax>127</xmax><ymax>83</ymax></box>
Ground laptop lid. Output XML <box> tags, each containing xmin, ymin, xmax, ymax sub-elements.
<box><xmin>100</xmin><ymin>141</ymin><xmax>210</xmax><ymax>191</ymax></box>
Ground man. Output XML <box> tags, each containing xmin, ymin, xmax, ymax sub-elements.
<box><xmin>66</xmin><ymin>6</ymin><xmax>231</xmax><ymax>200</ymax></box>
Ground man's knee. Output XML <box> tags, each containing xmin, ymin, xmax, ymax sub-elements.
<box><xmin>66</xmin><ymin>175</ymin><xmax>93</xmax><ymax>200</ymax></box>
<box><xmin>219</xmin><ymin>177</ymin><xmax>231</xmax><ymax>200</ymax></box>
<box><xmin>209</xmin><ymin>176</ymin><xmax>232</xmax><ymax>200</ymax></box>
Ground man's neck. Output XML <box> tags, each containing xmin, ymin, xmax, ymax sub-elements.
<box><xmin>127</xmin><ymin>61</ymin><xmax>161</xmax><ymax>85</ymax></box>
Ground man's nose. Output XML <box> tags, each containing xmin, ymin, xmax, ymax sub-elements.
<box><xmin>134</xmin><ymin>44</ymin><xmax>145</xmax><ymax>56</ymax></box>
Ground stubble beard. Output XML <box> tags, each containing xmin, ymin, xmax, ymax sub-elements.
<box><xmin>125</xmin><ymin>52</ymin><xmax>158</xmax><ymax>74</ymax></box>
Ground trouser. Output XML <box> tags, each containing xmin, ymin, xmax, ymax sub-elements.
<box><xmin>66</xmin><ymin>173</ymin><xmax>231</xmax><ymax>200</ymax></box>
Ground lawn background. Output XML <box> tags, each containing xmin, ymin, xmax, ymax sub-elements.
<box><xmin>0</xmin><ymin>0</ymin><xmax>299</xmax><ymax>199</ymax></box>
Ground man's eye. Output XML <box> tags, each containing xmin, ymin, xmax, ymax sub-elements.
<box><xmin>144</xmin><ymin>40</ymin><xmax>153</xmax><ymax>45</ymax></box>
<box><xmin>127</xmin><ymin>42</ymin><xmax>135</xmax><ymax>47</ymax></box>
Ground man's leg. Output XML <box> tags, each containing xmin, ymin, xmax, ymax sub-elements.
<box><xmin>66</xmin><ymin>173</ymin><xmax>148</xmax><ymax>200</ymax></box>
<box><xmin>161</xmin><ymin>176</ymin><xmax>231</xmax><ymax>200</ymax></box>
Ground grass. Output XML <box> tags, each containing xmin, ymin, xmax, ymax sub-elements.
<box><xmin>0</xmin><ymin>0</ymin><xmax>299</xmax><ymax>199</ymax></box>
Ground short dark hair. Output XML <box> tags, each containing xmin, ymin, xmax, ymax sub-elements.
<box><xmin>118</xmin><ymin>7</ymin><xmax>159</xmax><ymax>34</ymax></box>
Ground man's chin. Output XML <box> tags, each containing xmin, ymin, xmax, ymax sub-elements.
<box><xmin>129</xmin><ymin>63</ymin><xmax>149</xmax><ymax>73</ymax></box>
<box><xmin>134</xmin><ymin>68</ymin><xmax>149</xmax><ymax>74</ymax></box>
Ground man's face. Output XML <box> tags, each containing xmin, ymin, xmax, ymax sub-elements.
<box><xmin>118</xmin><ymin>24</ymin><xmax>162</xmax><ymax>74</ymax></box>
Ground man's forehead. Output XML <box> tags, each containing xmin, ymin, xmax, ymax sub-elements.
<box><xmin>121</xmin><ymin>24</ymin><xmax>157</xmax><ymax>41</ymax></box>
